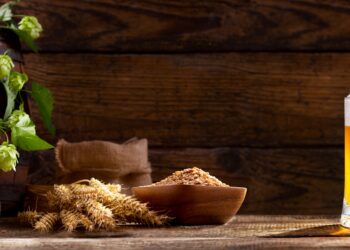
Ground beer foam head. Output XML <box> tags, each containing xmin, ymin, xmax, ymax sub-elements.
<box><xmin>346</xmin><ymin>95</ymin><xmax>350</xmax><ymax>125</ymax></box>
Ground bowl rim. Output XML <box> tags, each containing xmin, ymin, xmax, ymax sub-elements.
<box><xmin>132</xmin><ymin>184</ymin><xmax>247</xmax><ymax>192</ymax></box>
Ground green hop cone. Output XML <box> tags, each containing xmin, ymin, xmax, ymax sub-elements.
<box><xmin>0</xmin><ymin>54</ymin><xmax>14</xmax><ymax>79</ymax></box>
<box><xmin>0</xmin><ymin>142</ymin><xmax>19</xmax><ymax>172</ymax></box>
<box><xmin>9</xmin><ymin>71</ymin><xmax>28</xmax><ymax>91</ymax></box>
<box><xmin>18</xmin><ymin>16</ymin><xmax>43</xmax><ymax>40</ymax></box>
<box><xmin>7</xmin><ymin>110</ymin><xmax>33</xmax><ymax>128</ymax></box>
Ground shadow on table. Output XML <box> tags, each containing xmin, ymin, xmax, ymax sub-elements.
<box><xmin>264</xmin><ymin>225</ymin><xmax>350</xmax><ymax>238</ymax></box>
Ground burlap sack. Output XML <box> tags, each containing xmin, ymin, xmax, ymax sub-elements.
<box><xmin>55</xmin><ymin>138</ymin><xmax>152</xmax><ymax>192</ymax></box>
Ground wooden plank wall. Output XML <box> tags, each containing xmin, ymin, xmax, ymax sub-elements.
<box><xmin>13</xmin><ymin>0</ymin><xmax>350</xmax><ymax>214</ymax></box>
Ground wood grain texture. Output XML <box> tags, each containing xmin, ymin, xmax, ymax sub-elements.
<box><xmin>24</xmin><ymin>53</ymin><xmax>348</xmax><ymax>147</ymax></box>
<box><xmin>4</xmin><ymin>237</ymin><xmax>350</xmax><ymax>250</ymax></box>
<box><xmin>0</xmin><ymin>216</ymin><xmax>348</xmax><ymax>249</ymax></box>
<box><xmin>8</xmin><ymin>0</ymin><xmax>350</xmax><ymax>217</ymax></box>
<box><xmin>31</xmin><ymin>147</ymin><xmax>343</xmax><ymax>214</ymax></box>
<box><xmin>7</xmin><ymin>0</ymin><xmax>350</xmax><ymax>52</ymax></box>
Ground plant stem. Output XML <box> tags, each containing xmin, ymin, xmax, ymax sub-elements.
<box><xmin>21</xmin><ymin>89</ymin><xmax>32</xmax><ymax>94</ymax></box>
<box><xmin>0</xmin><ymin>128</ymin><xmax>9</xmax><ymax>142</ymax></box>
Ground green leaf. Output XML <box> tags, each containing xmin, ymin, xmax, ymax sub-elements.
<box><xmin>0</xmin><ymin>3</ymin><xmax>13</xmax><ymax>22</ymax></box>
<box><xmin>10</xmin><ymin>115</ymin><xmax>36</xmax><ymax>146</ymax></box>
<box><xmin>9</xmin><ymin>108</ymin><xmax>53</xmax><ymax>151</ymax></box>
<box><xmin>11</xmin><ymin>126</ymin><xmax>53</xmax><ymax>151</ymax></box>
<box><xmin>2</xmin><ymin>76</ymin><xmax>18</xmax><ymax>120</ymax></box>
<box><xmin>10</xmin><ymin>24</ymin><xmax>38</xmax><ymax>53</ymax></box>
<box><xmin>31</xmin><ymin>82</ymin><xmax>55</xmax><ymax>135</ymax></box>
<box><xmin>0</xmin><ymin>1</ymin><xmax>20</xmax><ymax>22</ymax></box>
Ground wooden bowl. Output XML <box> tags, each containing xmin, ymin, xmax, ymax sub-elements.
<box><xmin>132</xmin><ymin>185</ymin><xmax>247</xmax><ymax>225</ymax></box>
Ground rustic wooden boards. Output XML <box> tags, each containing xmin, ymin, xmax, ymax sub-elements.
<box><xmin>24</xmin><ymin>52</ymin><xmax>348</xmax><ymax>214</ymax></box>
<box><xmin>14</xmin><ymin>0</ymin><xmax>350</xmax><ymax>52</ymax></box>
<box><xmin>24</xmin><ymin>53</ymin><xmax>348</xmax><ymax>146</ymax></box>
<box><xmin>0</xmin><ymin>215</ymin><xmax>349</xmax><ymax>249</ymax></box>
<box><xmin>11</xmin><ymin>0</ymin><xmax>350</xmax><ymax>214</ymax></box>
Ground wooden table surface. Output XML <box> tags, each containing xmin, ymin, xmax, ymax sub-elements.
<box><xmin>1</xmin><ymin>215</ymin><xmax>350</xmax><ymax>249</ymax></box>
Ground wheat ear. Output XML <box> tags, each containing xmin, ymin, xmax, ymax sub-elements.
<box><xmin>60</xmin><ymin>210</ymin><xmax>80</xmax><ymax>232</ymax></box>
<box><xmin>34</xmin><ymin>212</ymin><xmax>59</xmax><ymax>232</ymax></box>
<box><xmin>106</xmin><ymin>183</ymin><xmax>122</xmax><ymax>193</ymax></box>
<box><xmin>18</xmin><ymin>210</ymin><xmax>42</xmax><ymax>226</ymax></box>
<box><xmin>110</xmin><ymin>193</ymin><xmax>169</xmax><ymax>226</ymax></box>
<box><xmin>46</xmin><ymin>184</ymin><xmax>72</xmax><ymax>210</ymax></box>
<box><xmin>70</xmin><ymin>183</ymin><xmax>98</xmax><ymax>199</ymax></box>
<box><xmin>89</xmin><ymin>178</ymin><xmax>118</xmax><ymax>203</ymax></box>
<box><xmin>82</xmin><ymin>199</ymin><xmax>117</xmax><ymax>230</ymax></box>
<box><xmin>78</xmin><ymin>213</ymin><xmax>95</xmax><ymax>232</ymax></box>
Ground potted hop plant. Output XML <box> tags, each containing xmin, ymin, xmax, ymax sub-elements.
<box><xmin>0</xmin><ymin>0</ymin><xmax>54</xmax><ymax>215</ymax></box>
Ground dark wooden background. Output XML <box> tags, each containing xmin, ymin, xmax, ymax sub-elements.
<box><xmin>12</xmin><ymin>0</ymin><xmax>350</xmax><ymax>214</ymax></box>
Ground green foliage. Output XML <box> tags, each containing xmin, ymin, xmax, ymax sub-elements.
<box><xmin>11</xmin><ymin>126</ymin><xmax>53</xmax><ymax>151</ymax></box>
<box><xmin>0</xmin><ymin>1</ymin><xmax>18</xmax><ymax>22</ymax></box>
<box><xmin>10</xmin><ymin>24</ymin><xmax>38</xmax><ymax>52</ymax></box>
<box><xmin>7</xmin><ymin>108</ymin><xmax>32</xmax><ymax>128</ymax></box>
<box><xmin>2</xmin><ymin>76</ymin><xmax>17</xmax><ymax>119</ymax></box>
<box><xmin>31</xmin><ymin>82</ymin><xmax>55</xmax><ymax>135</ymax></box>
<box><xmin>0</xmin><ymin>141</ymin><xmax>19</xmax><ymax>172</ymax></box>
<box><xmin>0</xmin><ymin>1</ymin><xmax>41</xmax><ymax>52</ymax></box>
<box><xmin>0</xmin><ymin>54</ymin><xmax>14</xmax><ymax>79</ymax></box>
<box><xmin>8</xmin><ymin>109</ymin><xmax>53</xmax><ymax>151</ymax></box>
<box><xmin>9</xmin><ymin>71</ymin><xmax>28</xmax><ymax>91</ymax></box>
<box><xmin>0</xmin><ymin>1</ymin><xmax>55</xmax><ymax>172</ymax></box>
<box><xmin>18</xmin><ymin>16</ymin><xmax>42</xmax><ymax>40</ymax></box>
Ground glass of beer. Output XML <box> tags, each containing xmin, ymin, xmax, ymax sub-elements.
<box><xmin>342</xmin><ymin>95</ymin><xmax>350</xmax><ymax>227</ymax></box>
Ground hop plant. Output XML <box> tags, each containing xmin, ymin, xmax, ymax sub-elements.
<box><xmin>0</xmin><ymin>54</ymin><xmax>14</xmax><ymax>79</ymax></box>
<box><xmin>0</xmin><ymin>142</ymin><xmax>19</xmax><ymax>172</ymax></box>
<box><xmin>7</xmin><ymin>109</ymin><xmax>33</xmax><ymax>128</ymax></box>
<box><xmin>9</xmin><ymin>71</ymin><xmax>28</xmax><ymax>91</ymax></box>
<box><xmin>18</xmin><ymin>16</ymin><xmax>43</xmax><ymax>40</ymax></box>
<box><xmin>0</xmin><ymin>2</ymin><xmax>55</xmax><ymax>173</ymax></box>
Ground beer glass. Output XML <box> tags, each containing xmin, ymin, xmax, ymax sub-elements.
<box><xmin>342</xmin><ymin>95</ymin><xmax>350</xmax><ymax>227</ymax></box>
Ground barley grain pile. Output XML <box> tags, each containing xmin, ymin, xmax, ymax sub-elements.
<box><xmin>153</xmin><ymin>167</ymin><xmax>229</xmax><ymax>187</ymax></box>
<box><xmin>18</xmin><ymin>178</ymin><xmax>169</xmax><ymax>232</ymax></box>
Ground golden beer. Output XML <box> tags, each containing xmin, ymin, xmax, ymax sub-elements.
<box><xmin>345</xmin><ymin>126</ymin><xmax>350</xmax><ymax>203</ymax></box>
<box><xmin>342</xmin><ymin>96</ymin><xmax>350</xmax><ymax>227</ymax></box>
